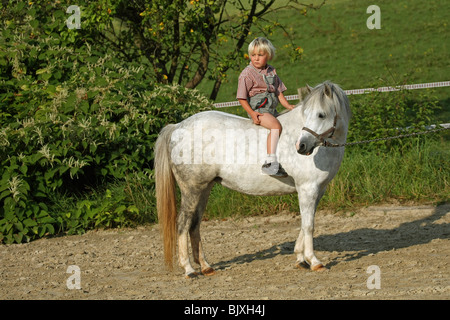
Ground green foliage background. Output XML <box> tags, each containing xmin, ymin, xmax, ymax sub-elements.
<box><xmin>0</xmin><ymin>0</ymin><xmax>448</xmax><ymax>244</ymax></box>
<box><xmin>0</xmin><ymin>2</ymin><xmax>212</xmax><ymax>243</ymax></box>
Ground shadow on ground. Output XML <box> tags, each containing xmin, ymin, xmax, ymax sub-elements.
<box><xmin>214</xmin><ymin>203</ymin><xmax>449</xmax><ymax>270</ymax></box>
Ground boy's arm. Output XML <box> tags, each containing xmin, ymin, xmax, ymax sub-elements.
<box><xmin>278</xmin><ymin>92</ymin><xmax>295</xmax><ymax>110</ymax></box>
<box><xmin>238</xmin><ymin>99</ymin><xmax>262</xmax><ymax>125</ymax></box>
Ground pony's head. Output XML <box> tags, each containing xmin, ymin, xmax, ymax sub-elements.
<box><xmin>295</xmin><ymin>81</ymin><xmax>351</xmax><ymax>155</ymax></box>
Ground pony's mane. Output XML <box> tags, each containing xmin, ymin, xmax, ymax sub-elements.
<box><xmin>302</xmin><ymin>81</ymin><xmax>351</xmax><ymax>120</ymax></box>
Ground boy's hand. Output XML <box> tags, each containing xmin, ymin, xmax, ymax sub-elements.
<box><xmin>278</xmin><ymin>93</ymin><xmax>295</xmax><ymax>110</ymax></box>
<box><xmin>251</xmin><ymin>111</ymin><xmax>263</xmax><ymax>125</ymax></box>
<box><xmin>237</xmin><ymin>99</ymin><xmax>263</xmax><ymax>125</ymax></box>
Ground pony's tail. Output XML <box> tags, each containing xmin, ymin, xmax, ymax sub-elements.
<box><xmin>154</xmin><ymin>124</ymin><xmax>177</xmax><ymax>270</ymax></box>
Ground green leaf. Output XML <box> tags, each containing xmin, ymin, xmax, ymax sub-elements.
<box><xmin>38</xmin><ymin>226</ymin><xmax>46</xmax><ymax>237</ymax></box>
<box><xmin>23</xmin><ymin>218</ymin><xmax>37</xmax><ymax>228</ymax></box>
<box><xmin>19</xmin><ymin>165</ymin><xmax>28</xmax><ymax>175</ymax></box>
<box><xmin>80</xmin><ymin>101</ymin><xmax>89</xmax><ymax>113</ymax></box>
<box><xmin>41</xmin><ymin>73</ymin><xmax>52</xmax><ymax>81</ymax></box>
<box><xmin>45</xmin><ymin>224</ymin><xmax>55</xmax><ymax>235</ymax></box>
<box><xmin>114</xmin><ymin>205</ymin><xmax>127</xmax><ymax>214</ymax></box>
<box><xmin>13</xmin><ymin>232</ymin><xmax>24</xmax><ymax>243</ymax></box>
<box><xmin>30</xmin><ymin>20</ymin><xmax>39</xmax><ymax>30</ymax></box>
<box><xmin>0</xmin><ymin>190</ymin><xmax>10</xmax><ymax>201</ymax></box>
<box><xmin>36</xmin><ymin>68</ymin><xmax>49</xmax><ymax>75</ymax></box>
<box><xmin>39</xmin><ymin>216</ymin><xmax>55</xmax><ymax>224</ymax></box>
<box><xmin>128</xmin><ymin>205</ymin><xmax>139</xmax><ymax>214</ymax></box>
<box><xmin>95</xmin><ymin>77</ymin><xmax>108</xmax><ymax>87</ymax></box>
<box><xmin>14</xmin><ymin>221</ymin><xmax>24</xmax><ymax>232</ymax></box>
<box><xmin>34</xmin><ymin>191</ymin><xmax>47</xmax><ymax>198</ymax></box>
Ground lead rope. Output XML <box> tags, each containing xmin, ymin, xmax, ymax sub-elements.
<box><xmin>323</xmin><ymin>126</ymin><xmax>450</xmax><ymax>148</ymax></box>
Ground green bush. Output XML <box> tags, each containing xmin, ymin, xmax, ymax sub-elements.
<box><xmin>347</xmin><ymin>87</ymin><xmax>441</xmax><ymax>153</ymax></box>
<box><xmin>0</xmin><ymin>5</ymin><xmax>213</xmax><ymax>243</ymax></box>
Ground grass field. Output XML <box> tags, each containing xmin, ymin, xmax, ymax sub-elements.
<box><xmin>197</xmin><ymin>0</ymin><xmax>449</xmax><ymax>111</ymax></box>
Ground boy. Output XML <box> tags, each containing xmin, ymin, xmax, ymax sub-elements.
<box><xmin>236</xmin><ymin>37</ymin><xmax>295</xmax><ymax>177</ymax></box>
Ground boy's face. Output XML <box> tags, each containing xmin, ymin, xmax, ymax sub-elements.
<box><xmin>250</xmin><ymin>48</ymin><xmax>269</xmax><ymax>69</ymax></box>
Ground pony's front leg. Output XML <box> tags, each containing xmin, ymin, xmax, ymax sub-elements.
<box><xmin>294</xmin><ymin>186</ymin><xmax>325</xmax><ymax>271</ymax></box>
<box><xmin>294</xmin><ymin>228</ymin><xmax>306</xmax><ymax>268</ymax></box>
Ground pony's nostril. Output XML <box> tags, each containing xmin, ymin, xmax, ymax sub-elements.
<box><xmin>298</xmin><ymin>143</ymin><xmax>306</xmax><ymax>154</ymax></box>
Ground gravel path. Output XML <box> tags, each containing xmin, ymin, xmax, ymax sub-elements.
<box><xmin>1</xmin><ymin>203</ymin><xmax>448</xmax><ymax>300</ymax></box>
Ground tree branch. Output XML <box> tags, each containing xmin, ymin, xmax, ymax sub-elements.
<box><xmin>185</xmin><ymin>41</ymin><xmax>209</xmax><ymax>89</ymax></box>
<box><xmin>185</xmin><ymin>5</ymin><xmax>215</xmax><ymax>89</ymax></box>
<box><xmin>168</xmin><ymin>11</ymin><xmax>180</xmax><ymax>83</ymax></box>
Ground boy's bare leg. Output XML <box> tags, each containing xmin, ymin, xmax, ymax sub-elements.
<box><xmin>258</xmin><ymin>113</ymin><xmax>282</xmax><ymax>155</ymax></box>
<box><xmin>258</xmin><ymin>113</ymin><xmax>287</xmax><ymax>176</ymax></box>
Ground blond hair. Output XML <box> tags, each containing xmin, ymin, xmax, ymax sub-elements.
<box><xmin>248</xmin><ymin>37</ymin><xmax>276</xmax><ymax>60</ymax></box>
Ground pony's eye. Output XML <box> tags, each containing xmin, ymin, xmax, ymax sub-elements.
<box><xmin>318</xmin><ymin>113</ymin><xmax>325</xmax><ymax>119</ymax></box>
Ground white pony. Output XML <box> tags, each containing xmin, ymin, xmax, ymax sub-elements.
<box><xmin>155</xmin><ymin>81</ymin><xmax>351</xmax><ymax>278</ymax></box>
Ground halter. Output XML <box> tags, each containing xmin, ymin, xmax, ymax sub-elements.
<box><xmin>301</xmin><ymin>105</ymin><xmax>338</xmax><ymax>147</ymax></box>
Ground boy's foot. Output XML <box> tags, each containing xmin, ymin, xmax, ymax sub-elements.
<box><xmin>261</xmin><ymin>162</ymin><xmax>288</xmax><ymax>177</ymax></box>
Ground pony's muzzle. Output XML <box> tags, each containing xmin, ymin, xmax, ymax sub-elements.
<box><xmin>296</xmin><ymin>135</ymin><xmax>317</xmax><ymax>156</ymax></box>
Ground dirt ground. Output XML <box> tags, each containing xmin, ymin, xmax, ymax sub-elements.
<box><xmin>0</xmin><ymin>202</ymin><xmax>448</xmax><ymax>300</ymax></box>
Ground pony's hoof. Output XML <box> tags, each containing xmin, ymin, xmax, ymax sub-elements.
<box><xmin>185</xmin><ymin>272</ymin><xmax>199</xmax><ymax>279</ymax></box>
<box><xmin>295</xmin><ymin>261</ymin><xmax>310</xmax><ymax>270</ymax></box>
<box><xmin>202</xmin><ymin>267</ymin><xmax>216</xmax><ymax>276</ymax></box>
<box><xmin>311</xmin><ymin>264</ymin><xmax>326</xmax><ymax>271</ymax></box>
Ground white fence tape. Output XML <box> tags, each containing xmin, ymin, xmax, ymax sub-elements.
<box><xmin>213</xmin><ymin>81</ymin><xmax>450</xmax><ymax>108</ymax></box>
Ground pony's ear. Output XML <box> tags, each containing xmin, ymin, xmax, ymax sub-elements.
<box><xmin>306</xmin><ymin>84</ymin><xmax>313</xmax><ymax>93</ymax></box>
<box><xmin>324</xmin><ymin>83</ymin><xmax>332</xmax><ymax>98</ymax></box>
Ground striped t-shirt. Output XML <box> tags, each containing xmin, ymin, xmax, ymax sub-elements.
<box><xmin>236</xmin><ymin>63</ymin><xmax>287</xmax><ymax>100</ymax></box>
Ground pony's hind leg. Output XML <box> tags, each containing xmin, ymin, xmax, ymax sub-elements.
<box><xmin>190</xmin><ymin>224</ymin><xmax>215</xmax><ymax>276</ymax></box>
<box><xmin>178</xmin><ymin>230</ymin><xmax>197</xmax><ymax>278</ymax></box>
<box><xmin>178</xmin><ymin>183</ymin><xmax>215</xmax><ymax>278</ymax></box>
<box><xmin>190</xmin><ymin>182</ymin><xmax>215</xmax><ymax>276</ymax></box>
<box><xmin>177</xmin><ymin>198</ymin><xmax>199</xmax><ymax>278</ymax></box>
